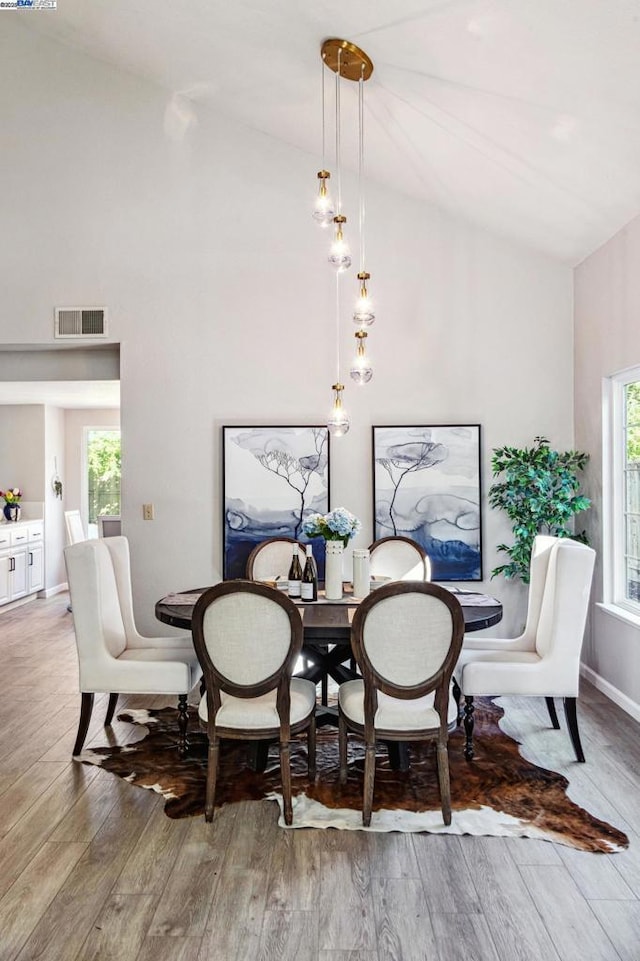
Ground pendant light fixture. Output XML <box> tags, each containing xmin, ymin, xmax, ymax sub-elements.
<box><xmin>327</xmin><ymin>275</ymin><xmax>350</xmax><ymax>436</ymax></box>
<box><xmin>327</xmin><ymin>47</ymin><xmax>351</xmax><ymax>271</ymax></box>
<box><xmin>316</xmin><ymin>38</ymin><xmax>374</xmax><ymax>433</ymax></box>
<box><xmin>353</xmin><ymin>66</ymin><xmax>375</xmax><ymax>331</ymax></box>
<box><xmin>312</xmin><ymin>58</ymin><xmax>335</xmax><ymax>227</ymax></box>
<box><xmin>349</xmin><ymin>329</ymin><xmax>373</xmax><ymax>385</ymax></box>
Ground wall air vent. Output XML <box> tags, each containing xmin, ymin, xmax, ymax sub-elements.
<box><xmin>54</xmin><ymin>307</ymin><xmax>108</xmax><ymax>338</ymax></box>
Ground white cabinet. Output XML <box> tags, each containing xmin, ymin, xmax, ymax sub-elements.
<box><xmin>10</xmin><ymin>548</ymin><xmax>28</xmax><ymax>600</ymax></box>
<box><xmin>0</xmin><ymin>520</ymin><xmax>45</xmax><ymax>607</ymax></box>
<box><xmin>0</xmin><ymin>553</ymin><xmax>10</xmax><ymax>606</ymax></box>
<box><xmin>28</xmin><ymin>543</ymin><xmax>44</xmax><ymax>593</ymax></box>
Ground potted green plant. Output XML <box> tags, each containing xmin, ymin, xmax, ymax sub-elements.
<box><xmin>489</xmin><ymin>436</ymin><xmax>591</xmax><ymax>583</ymax></box>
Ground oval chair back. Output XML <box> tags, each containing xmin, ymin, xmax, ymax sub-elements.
<box><xmin>245</xmin><ymin>537</ymin><xmax>307</xmax><ymax>581</ymax></box>
<box><xmin>191</xmin><ymin>580</ymin><xmax>315</xmax><ymax>824</ymax></box>
<box><xmin>368</xmin><ymin>535</ymin><xmax>431</xmax><ymax>581</ymax></box>
<box><xmin>341</xmin><ymin>581</ymin><xmax>464</xmax><ymax>826</ymax></box>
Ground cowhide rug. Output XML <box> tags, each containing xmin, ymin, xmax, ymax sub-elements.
<box><xmin>78</xmin><ymin>698</ymin><xmax>628</xmax><ymax>852</ymax></box>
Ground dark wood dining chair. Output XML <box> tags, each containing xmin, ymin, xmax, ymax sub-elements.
<box><xmin>191</xmin><ymin>580</ymin><xmax>316</xmax><ymax>824</ymax></box>
<box><xmin>368</xmin><ymin>535</ymin><xmax>432</xmax><ymax>581</ymax></box>
<box><xmin>338</xmin><ymin>581</ymin><xmax>464</xmax><ymax>826</ymax></box>
<box><xmin>245</xmin><ymin>536</ymin><xmax>306</xmax><ymax>581</ymax></box>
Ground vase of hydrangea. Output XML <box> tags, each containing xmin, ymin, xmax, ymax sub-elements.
<box><xmin>302</xmin><ymin>507</ymin><xmax>361</xmax><ymax>600</ymax></box>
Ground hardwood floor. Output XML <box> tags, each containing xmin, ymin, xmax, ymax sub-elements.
<box><xmin>0</xmin><ymin>594</ymin><xmax>638</xmax><ymax>960</ymax></box>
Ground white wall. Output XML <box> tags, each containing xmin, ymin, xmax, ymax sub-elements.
<box><xmin>575</xmin><ymin>214</ymin><xmax>640</xmax><ymax>712</ymax></box>
<box><xmin>0</xmin><ymin>406</ymin><xmax>45</xmax><ymax>501</ymax></box>
<box><xmin>0</xmin><ymin>21</ymin><xmax>574</xmax><ymax>634</ymax></box>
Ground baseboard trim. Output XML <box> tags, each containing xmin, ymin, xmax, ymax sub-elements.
<box><xmin>580</xmin><ymin>663</ymin><xmax>640</xmax><ymax>724</ymax></box>
<box><xmin>41</xmin><ymin>583</ymin><xmax>68</xmax><ymax>599</ymax></box>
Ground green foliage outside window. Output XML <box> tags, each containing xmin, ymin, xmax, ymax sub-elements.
<box><xmin>488</xmin><ymin>436</ymin><xmax>591</xmax><ymax>584</ymax></box>
<box><xmin>87</xmin><ymin>430</ymin><xmax>121</xmax><ymax>524</ymax></box>
<box><xmin>626</xmin><ymin>382</ymin><xmax>640</xmax><ymax>461</ymax></box>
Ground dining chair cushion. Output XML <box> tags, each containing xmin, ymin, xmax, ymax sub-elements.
<box><xmin>118</xmin><ymin>646</ymin><xmax>202</xmax><ymax>691</ymax></box>
<box><xmin>361</xmin><ymin>593</ymin><xmax>453</xmax><ymax>685</ymax></box>
<box><xmin>200</xmin><ymin>593</ymin><xmax>292</xmax><ymax>685</ymax></box>
<box><xmin>338</xmin><ymin>678</ymin><xmax>458</xmax><ymax>731</ymax></box>
<box><xmin>198</xmin><ymin>676</ymin><xmax>316</xmax><ymax>729</ymax></box>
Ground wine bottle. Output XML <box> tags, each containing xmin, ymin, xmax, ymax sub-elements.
<box><xmin>287</xmin><ymin>544</ymin><xmax>302</xmax><ymax>598</ymax></box>
<box><xmin>301</xmin><ymin>544</ymin><xmax>318</xmax><ymax>601</ymax></box>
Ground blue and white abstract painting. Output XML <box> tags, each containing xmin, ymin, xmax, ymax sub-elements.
<box><xmin>373</xmin><ymin>425</ymin><xmax>482</xmax><ymax>581</ymax></box>
<box><xmin>223</xmin><ymin>426</ymin><xmax>330</xmax><ymax>579</ymax></box>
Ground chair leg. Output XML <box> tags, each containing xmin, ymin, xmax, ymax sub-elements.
<box><xmin>105</xmin><ymin>693</ymin><xmax>119</xmax><ymax>726</ymax></box>
<box><xmin>338</xmin><ymin>711</ymin><xmax>348</xmax><ymax>785</ymax></box>
<box><xmin>205</xmin><ymin>736</ymin><xmax>219</xmax><ymax>822</ymax></box>
<box><xmin>308</xmin><ymin>714</ymin><xmax>316</xmax><ymax>779</ymax></box>
<box><xmin>463</xmin><ymin>696</ymin><xmax>475</xmax><ymax>761</ymax></box>
<box><xmin>280</xmin><ymin>739</ymin><xmax>293</xmax><ymax>825</ymax></box>
<box><xmin>363</xmin><ymin>742</ymin><xmax>376</xmax><ymax>827</ymax></box>
<box><xmin>545</xmin><ymin>696</ymin><xmax>560</xmax><ymax>729</ymax></box>
<box><xmin>452</xmin><ymin>678</ymin><xmax>462</xmax><ymax>725</ymax></box>
<box><xmin>177</xmin><ymin>694</ymin><xmax>190</xmax><ymax>759</ymax></box>
<box><xmin>73</xmin><ymin>692</ymin><xmax>94</xmax><ymax>756</ymax></box>
<box><xmin>564</xmin><ymin>697</ymin><xmax>585</xmax><ymax>762</ymax></box>
<box><xmin>436</xmin><ymin>740</ymin><xmax>452</xmax><ymax>826</ymax></box>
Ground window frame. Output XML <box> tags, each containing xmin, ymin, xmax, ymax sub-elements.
<box><xmin>604</xmin><ymin>365</ymin><xmax>640</xmax><ymax>617</ymax></box>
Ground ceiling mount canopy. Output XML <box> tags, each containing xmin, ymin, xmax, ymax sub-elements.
<box><xmin>321</xmin><ymin>38</ymin><xmax>374</xmax><ymax>82</ymax></box>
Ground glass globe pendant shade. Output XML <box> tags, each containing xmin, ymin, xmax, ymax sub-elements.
<box><xmin>312</xmin><ymin>170</ymin><xmax>335</xmax><ymax>227</ymax></box>
<box><xmin>328</xmin><ymin>215</ymin><xmax>352</xmax><ymax>272</ymax></box>
<box><xmin>349</xmin><ymin>331</ymin><xmax>373</xmax><ymax>385</ymax></box>
<box><xmin>353</xmin><ymin>271</ymin><xmax>375</xmax><ymax>325</ymax></box>
<box><xmin>327</xmin><ymin>383</ymin><xmax>350</xmax><ymax>436</ymax></box>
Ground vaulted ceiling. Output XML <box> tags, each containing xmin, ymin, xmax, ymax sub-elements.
<box><xmin>25</xmin><ymin>0</ymin><xmax>640</xmax><ymax>264</ymax></box>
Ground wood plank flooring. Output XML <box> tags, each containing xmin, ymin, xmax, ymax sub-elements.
<box><xmin>0</xmin><ymin>594</ymin><xmax>639</xmax><ymax>960</ymax></box>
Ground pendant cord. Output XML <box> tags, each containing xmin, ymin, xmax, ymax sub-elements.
<box><xmin>321</xmin><ymin>55</ymin><xmax>326</xmax><ymax>170</ymax></box>
<box><xmin>358</xmin><ymin>69</ymin><xmax>365</xmax><ymax>273</ymax></box>
<box><xmin>335</xmin><ymin>49</ymin><xmax>342</xmax><ymax>213</ymax></box>
<box><xmin>335</xmin><ymin>270</ymin><xmax>341</xmax><ymax>381</ymax></box>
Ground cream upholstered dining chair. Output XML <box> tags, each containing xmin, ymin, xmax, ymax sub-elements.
<box><xmin>64</xmin><ymin>509</ymin><xmax>87</xmax><ymax>545</ymax></box>
<box><xmin>191</xmin><ymin>580</ymin><xmax>316</xmax><ymax>824</ymax></box>
<box><xmin>338</xmin><ymin>581</ymin><xmax>464</xmax><ymax>827</ymax></box>
<box><xmin>64</xmin><ymin>536</ymin><xmax>202</xmax><ymax>758</ymax></box>
<box><xmin>245</xmin><ymin>536</ymin><xmax>306</xmax><ymax>581</ymax></box>
<box><xmin>64</xmin><ymin>510</ymin><xmax>88</xmax><ymax>613</ymax></box>
<box><xmin>454</xmin><ymin>535</ymin><xmax>596</xmax><ymax>762</ymax></box>
<box><xmin>368</xmin><ymin>535</ymin><xmax>432</xmax><ymax>582</ymax></box>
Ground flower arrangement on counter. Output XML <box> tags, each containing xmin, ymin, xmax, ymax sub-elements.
<box><xmin>1</xmin><ymin>488</ymin><xmax>22</xmax><ymax>504</ymax></box>
<box><xmin>302</xmin><ymin>507</ymin><xmax>361</xmax><ymax>545</ymax></box>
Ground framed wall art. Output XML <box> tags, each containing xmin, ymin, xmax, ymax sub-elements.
<box><xmin>372</xmin><ymin>424</ymin><xmax>482</xmax><ymax>581</ymax></box>
<box><xmin>223</xmin><ymin>425</ymin><xmax>330</xmax><ymax>579</ymax></box>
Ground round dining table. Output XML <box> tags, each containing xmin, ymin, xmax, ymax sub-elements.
<box><xmin>156</xmin><ymin>584</ymin><xmax>502</xmax><ymax>771</ymax></box>
<box><xmin>156</xmin><ymin>583</ymin><xmax>502</xmax><ymax>708</ymax></box>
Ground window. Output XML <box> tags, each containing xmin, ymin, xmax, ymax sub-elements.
<box><xmin>86</xmin><ymin>429</ymin><xmax>121</xmax><ymax>534</ymax></box>
<box><xmin>606</xmin><ymin>368</ymin><xmax>640</xmax><ymax>614</ymax></box>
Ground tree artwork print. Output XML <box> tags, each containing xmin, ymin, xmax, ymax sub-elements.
<box><xmin>223</xmin><ymin>426</ymin><xmax>330</xmax><ymax>578</ymax></box>
<box><xmin>373</xmin><ymin>425</ymin><xmax>482</xmax><ymax>580</ymax></box>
